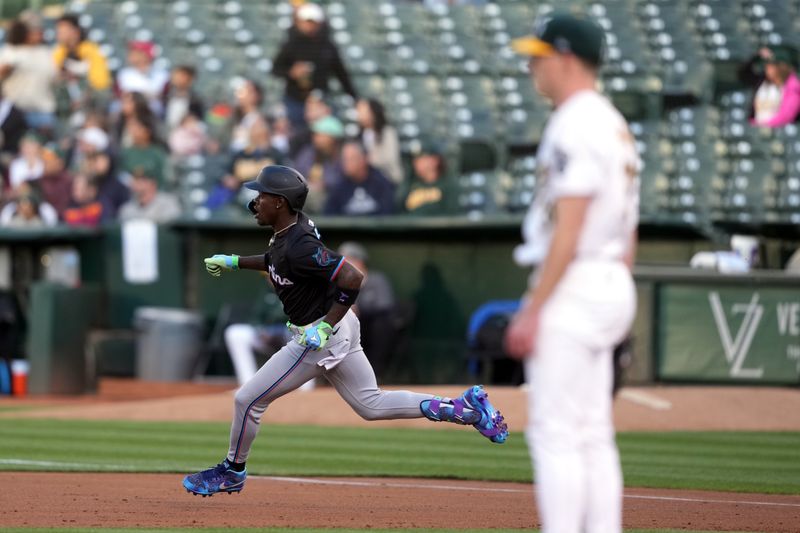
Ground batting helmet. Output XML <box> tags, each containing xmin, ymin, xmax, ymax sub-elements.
<box><xmin>244</xmin><ymin>165</ymin><xmax>309</xmax><ymax>211</ymax></box>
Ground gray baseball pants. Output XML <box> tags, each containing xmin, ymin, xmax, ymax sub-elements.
<box><xmin>227</xmin><ymin>310</ymin><xmax>434</xmax><ymax>463</ymax></box>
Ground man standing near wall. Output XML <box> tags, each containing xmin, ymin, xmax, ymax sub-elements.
<box><xmin>505</xmin><ymin>12</ymin><xmax>640</xmax><ymax>533</ymax></box>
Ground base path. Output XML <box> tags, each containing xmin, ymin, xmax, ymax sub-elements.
<box><xmin>1</xmin><ymin>473</ymin><xmax>798</xmax><ymax>531</ymax></box>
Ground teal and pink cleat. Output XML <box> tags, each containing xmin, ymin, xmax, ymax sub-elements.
<box><xmin>462</xmin><ymin>385</ymin><xmax>509</xmax><ymax>444</ymax></box>
<box><xmin>182</xmin><ymin>460</ymin><xmax>246</xmax><ymax>497</ymax></box>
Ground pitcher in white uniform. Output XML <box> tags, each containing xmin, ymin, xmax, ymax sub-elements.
<box><xmin>507</xmin><ymin>13</ymin><xmax>640</xmax><ymax>533</ymax></box>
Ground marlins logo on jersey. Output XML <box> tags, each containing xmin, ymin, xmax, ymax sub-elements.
<box><xmin>313</xmin><ymin>247</ymin><xmax>338</xmax><ymax>267</ymax></box>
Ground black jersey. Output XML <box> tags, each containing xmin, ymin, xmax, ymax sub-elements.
<box><xmin>264</xmin><ymin>213</ymin><xmax>345</xmax><ymax>325</ymax></box>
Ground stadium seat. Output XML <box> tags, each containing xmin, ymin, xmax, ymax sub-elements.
<box><xmin>743</xmin><ymin>0</ymin><xmax>800</xmax><ymax>49</ymax></box>
<box><xmin>36</xmin><ymin>0</ymin><xmax>795</xmax><ymax>228</ymax></box>
<box><xmin>505</xmin><ymin>154</ymin><xmax>537</xmax><ymax>213</ymax></box>
<box><xmin>452</xmin><ymin>170</ymin><xmax>504</xmax><ymax>216</ymax></box>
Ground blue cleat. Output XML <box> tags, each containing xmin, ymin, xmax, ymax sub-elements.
<box><xmin>182</xmin><ymin>460</ymin><xmax>246</xmax><ymax>497</ymax></box>
<box><xmin>461</xmin><ymin>385</ymin><xmax>509</xmax><ymax>444</ymax></box>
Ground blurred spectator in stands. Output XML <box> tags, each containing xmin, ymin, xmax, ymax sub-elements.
<box><xmin>0</xmin><ymin>18</ymin><xmax>57</xmax><ymax>134</ymax></box>
<box><xmin>63</xmin><ymin>173</ymin><xmax>111</xmax><ymax>227</ymax></box>
<box><xmin>169</xmin><ymin>111</ymin><xmax>207</xmax><ymax>158</ymax></box>
<box><xmin>8</xmin><ymin>133</ymin><xmax>45</xmax><ymax>191</ymax></box>
<box><xmin>113</xmin><ymin>91</ymin><xmax>159</xmax><ymax>148</ymax></box>
<box><xmin>288</xmin><ymin>89</ymin><xmax>332</xmax><ymax>157</ymax></box>
<box><xmin>740</xmin><ymin>46</ymin><xmax>800</xmax><ymax>128</ymax></box>
<box><xmin>292</xmin><ymin>115</ymin><xmax>344</xmax><ymax>213</ymax></box>
<box><xmin>268</xmin><ymin>105</ymin><xmax>291</xmax><ymax>155</ymax></box>
<box><xmin>230</xmin><ymin>118</ymin><xmax>286</xmax><ymax>181</ymax></box>
<box><xmin>53</xmin><ymin>13</ymin><xmax>110</xmax><ymax>122</ymax></box>
<box><xmin>85</xmin><ymin>151</ymin><xmax>129</xmax><ymax>218</ymax></box>
<box><xmin>357</xmin><ymin>98</ymin><xmax>403</xmax><ymax>185</ymax></box>
<box><xmin>273</xmin><ymin>2</ymin><xmax>358</xmax><ymax>129</ymax></box>
<box><xmin>325</xmin><ymin>141</ymin><xmax>395</xmax><ymax>216</ymax></box>
<box><xmin>404</xmin><ymin>142</ymin><xmax>450</xmax><ymax>215</ymax></box>
<box><xmin>228</xmin><ymin>78</ymin><xmax>265</xmax><ymax>153</ymax></box>
<box><xmin>32</xmin><ymin>146</ymin><xmax>72</xmax><ymax>218</ymax></box>
<box><xmin>54</xmin><ymin>14</ymin><xmax>111</xmax><ymax>91</ymax></box>
<box><xmin>80</xmin><ymin>108</ymin><xmax>109</xmax><ymax>132</ymax></box>
<box><xmin>206</xmin><ymin>174</ymin><xmax>242</xmax><ymax>214</ymax></box>
<box><xmin>337</xmin><ymin>241</ymin><xmax>398</xmax><ymax>381</ymax></box>
<box><xmin>207</xmin><ymin>117</ymin><xmax>286</xmax><ymax>212</ymax></box>
<box><xmin>162</xmin><ymin>65</ymin><xmax>204</xmax><ymax>133</ymax></box>
<box><xmin>119</xmin><ymin>168</ymin><xmax>181</xmax><ymax>223</ymax></box>
<box><xmin>19</xmin><ymin>10</ymin><xmax>44</xmax><ymax>43</ymax></box>
<box><xmin>0</xmin><ymin>97</ymin><xmax>27</xmax><ymax>162</ymax></box>
<box><xmin>68</xmin><ymin>125</ymin><xmax>109</xmax><ymax>174</ymax></box>
<box><xmin>0</xmin><ymin>187</ymin><xmax>57</xmax><ymax>228</ymax></box>
<box><xmin>120</xmin><ymin>117</ymin><xmax>168</xmax><ymax>186</ymax></box>
<box><xmin>116</xmin><ymin>41</ymin><xmax>169</xmax><ymax>115</ymax></box>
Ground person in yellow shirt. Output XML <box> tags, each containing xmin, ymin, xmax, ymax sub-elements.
<box><xmin>403</xmin><ymin>142</ymin><xmax>450</xmax><ymax>215</ymax></box>
<box><xmin>53</xmin><ymin>14</ymin><xmax>110</xmax><ymax>92</ymax></box>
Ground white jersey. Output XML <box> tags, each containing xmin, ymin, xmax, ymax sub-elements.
<box><xmin>514</xmin><ymin>90</ymin><xmax>640</xmax><ymax>267</ymax></box>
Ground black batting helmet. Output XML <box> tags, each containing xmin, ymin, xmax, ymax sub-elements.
<box><xmin>244</xmin><ymin>165</ymin><xmax>309</xmax><ymax>211</ymax></box>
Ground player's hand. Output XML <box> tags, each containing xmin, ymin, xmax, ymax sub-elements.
<box><xmin>204</xmin><ymin>254</ymin><xmax>239</xmax><ymax>277</ymax></box>
<box><xmin>298</xmin><ymin>321</ymin><xmax>334</xmax><ymax>350</ymax></box>
<box><xmin>504</xmin><ymin>307</ymin><xmax>539</xmax><ymax>360</ymax></box>
<box><xmin>289</xmin><ymin>62</ymin><xmax>312</xmax><ymax>80</ymax></box>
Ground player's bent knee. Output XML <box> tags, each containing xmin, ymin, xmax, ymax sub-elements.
<box><xmin>233</xmin><ymin>387</ymin><xmax>259</xmax><ymax>410</ymax></box>
<box><xmin>353</xmin><ymin>406</ymin><xmax>382</xmax><ymax>421</ymax></box>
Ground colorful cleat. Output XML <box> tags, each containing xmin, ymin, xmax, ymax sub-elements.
<box><xmin>461</xmin><ymin>385</ymin><xmax>509</xmax><ymax>444</ymax></box>
<box><xmin>182</xmin><ymin>460</ymin><xmax>246</xmax><ymax>496</ymax></box>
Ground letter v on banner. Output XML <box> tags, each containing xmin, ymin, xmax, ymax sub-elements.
<box><xmin>708</xmin><ymin>292</ymin><xmax>764</xmax><ymax>379</ymax></box>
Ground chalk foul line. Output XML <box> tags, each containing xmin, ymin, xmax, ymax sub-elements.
<box><xmin>1</xmin><ymin>459</ymin><xmax>798</xmax><ymax>509</ymax></box>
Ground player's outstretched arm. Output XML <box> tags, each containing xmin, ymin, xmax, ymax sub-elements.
<box><xmin>203</xmin><ymin>254</ymin><xmax>267</xmax><ymax>277</ymax></box>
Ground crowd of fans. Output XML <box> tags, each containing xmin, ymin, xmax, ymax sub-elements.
<box><xmin>3</xmin><ymin>2</ymin><xmax>796</xmax><ymax>230</ymax></box>
<box><xmin>0</xmin><ymin>3</ymin><xmax>451</xmax><ymax>230</ymax></box>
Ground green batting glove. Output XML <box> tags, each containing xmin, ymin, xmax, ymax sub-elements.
<box><xmin>204</xmin><ymin>254</ymin><xmax>239</xmax><ymax>277</ymax></box>
<box><xmin>299</xmin><ymin>321</ymin><xmax>334</xmax><ymax>350</ymax></box>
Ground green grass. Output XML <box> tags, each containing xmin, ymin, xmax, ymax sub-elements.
<box><xmin>0</xmin><ymin>419</ymin><xmax>798</xmax><ymax>494</ymax></box>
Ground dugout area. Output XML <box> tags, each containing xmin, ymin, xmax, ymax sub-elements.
<box><xmin>3</xmin><ymin>220</ymin><xmax>800</xmax><ymax>392</ymax></box>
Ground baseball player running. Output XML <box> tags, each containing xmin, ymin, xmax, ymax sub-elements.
<box><xmin>506</xmin><ymin>13</ymin><xmax>639</xmax><ymax>533</ymax></box>
<box><xmin>182</xmin><ymin>165</ymin><xmax>508</xmax><ymax>497</ymax></box>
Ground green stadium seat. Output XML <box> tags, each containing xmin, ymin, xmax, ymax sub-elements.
<box><xmin>505</xmin><ymin>154</ymin><xmax>537</xmax><ymax>213</ymax></box>
<box><xmin>458</xmin><ymin>140</ymin><xmax>500</xmax><ymax>174</ymax></box>
<box><xmin>744</xmin><ymin>0</ymin><xmax>800</xmax><ymax>49</ymax></box>
<box><xmin>452</xmin><ymin>170</ymin><xmax>503</xmax><ymax>216</ymax></box>
<box><xmin>690</xmin><ymin>0</ymin><xmax>756</xmax><ymax>62</ymax></box>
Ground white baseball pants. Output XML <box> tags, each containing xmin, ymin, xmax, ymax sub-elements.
<box><xmin>525</xmin><ymin>260</ymin><xmax>636</xmax><ymax>533</ymax></box>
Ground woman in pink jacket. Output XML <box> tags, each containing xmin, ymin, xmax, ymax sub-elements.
<box><xmin>740</xmin><ymin>46</ymin><xmax>800</xmax><ymax>127</ymax></box>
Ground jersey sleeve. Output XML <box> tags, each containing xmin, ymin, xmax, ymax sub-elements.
<box><xmin>548</xmin><ymin>125</ymin><xmax>604</xmax><ymax>199</ymax></box>
<box><xmin>287</xmin><ymin>236</ymin><xmax>346</xmax><ymax>282</ymax></box>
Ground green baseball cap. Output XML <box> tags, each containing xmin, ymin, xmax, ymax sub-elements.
<box><xmin>311</xmin><ymin>115</ymin><xmax>344</xmax><ymax>138</ymax></box>
<box><xmin>767</xmin><ymin>46</ymin><xmax>796</xmax><ymax>66</ymax></box>
<box><xmin>512</xmin><ymin>11</ymin><xmax>605</xmax><ymax>67</ymax></box>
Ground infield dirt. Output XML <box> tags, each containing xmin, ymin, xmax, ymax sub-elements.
<box><xmin>2</xmin><ymin>381</ymin><xmax>800</xmax><ymax>531</ymax></box>
<box><xmin>1</xmin><ymin>472</ymin><xmax>799</xmax><ymax>531</ymax></box>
